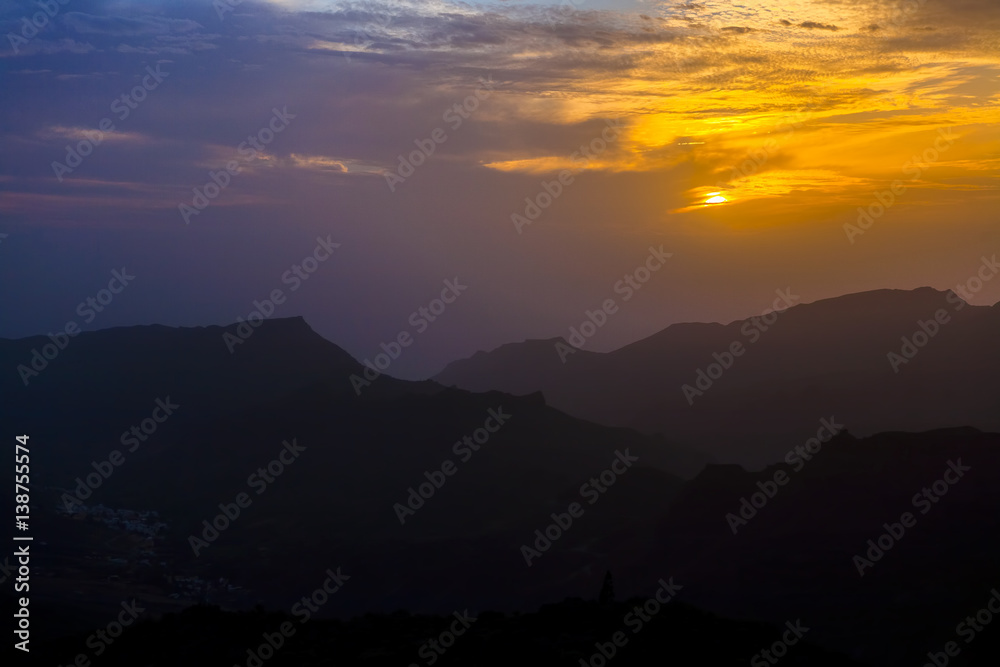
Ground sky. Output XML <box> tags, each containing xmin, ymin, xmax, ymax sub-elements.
<box><xmin>1</xmin><ymin>0</ymin><xmax>999</xmax><ymax>379</ymax></box>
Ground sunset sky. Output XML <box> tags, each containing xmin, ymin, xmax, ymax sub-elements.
<box><xmin>2</xmin><ymin>0</ymin><xmax>999</xmax><ymax>378</ymax></box>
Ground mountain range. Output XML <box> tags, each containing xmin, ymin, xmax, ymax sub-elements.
<box><xmin>4</xmin><ymin>286</ymin><xmax>999</xmax><ymax>665</ymax></box>
<box><xmin>437</xmin><ymin>287</ymin><xmax>1000</xmax><ymax>466</ymax></box>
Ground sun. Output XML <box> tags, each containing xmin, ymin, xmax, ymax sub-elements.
<box><xmin>669</xmin><ymin>190</ymin><xmax>733</xmax><ymax>214</ymax></box>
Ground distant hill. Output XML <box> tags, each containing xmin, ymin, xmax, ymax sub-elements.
<box><xmin>436</xmin><ymin>287</ymin><xmax>1000</xmax><ymax>465</ymax></box>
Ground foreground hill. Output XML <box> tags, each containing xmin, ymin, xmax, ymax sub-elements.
<box><xmin>23</xmin><ymin>599</ymin><xmax>875</xmax><ymax>666</ymax></box>
<box><xmin>0</xmin><ymin>317</ymin><xmax>705</xmax><ymax>615</ymax></box>
<box><xmin>3</xmin><ymin>317</ymin><xmax>998</xmax><ymax>665</ymax></box>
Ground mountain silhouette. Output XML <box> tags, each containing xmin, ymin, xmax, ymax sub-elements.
<box><xmin>436</xmin><ymin>287</ymin><xmax>1000</xmax><ymax>465</ymax></box>
<box><xmin>5</xmin><ymin>310</ymin><xmax>999</xmax><ymax>666</ymax></box>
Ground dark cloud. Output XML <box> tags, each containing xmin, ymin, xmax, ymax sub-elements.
<box><xmin>799</xmin><ymin>21</ymin><xmax>839</xmax><ymax>31</ymax></box>
<box><xmin>62</xmin><ymin>12</ymin><xmax>202</xmax><ymax>36</ymax></box>
<box><xmin>0</xmin><ymin>37</ymin><xmax>95</xmax><ymax>57</ymax></box>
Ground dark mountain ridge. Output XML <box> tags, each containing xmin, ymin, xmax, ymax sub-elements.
<box><xmin>436</xmin><ymin>287</ymin><xmax>1000</xmax><ymax>465</ymax></box>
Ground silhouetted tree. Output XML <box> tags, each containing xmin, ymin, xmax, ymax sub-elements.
<box><xmin>599</xmin><ymin>570</ymin><xmax>614</xmax><ymax>604</ymax></box>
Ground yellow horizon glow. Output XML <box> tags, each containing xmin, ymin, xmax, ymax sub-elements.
<box><xmin>475</xmin><ymin>1</ymin><xmax>1000</xmax><ymax>224</ymax></box>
